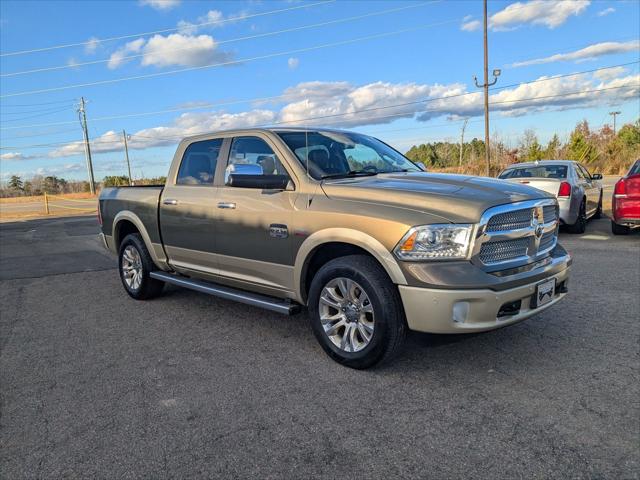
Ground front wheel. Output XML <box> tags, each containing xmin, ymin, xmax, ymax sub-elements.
<box><xmin>118</xmin><ymin>233</ymin><xmax>164</xmax><ymax>300</ymax></box>
<box><xmin>308</xmin><ymin>255</ymin><xmax>406</xmax><ymax>369</ymax></box>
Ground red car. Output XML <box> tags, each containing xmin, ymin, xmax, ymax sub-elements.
<box><xmin>612</xmin><ymin>159</ymin><xmax>640</xmax><ymax>235</ymax></box>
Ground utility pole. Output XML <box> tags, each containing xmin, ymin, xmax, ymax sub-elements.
<box><xmin>77</xmin><ymin>97</ymin><xmax>96</xmax><ymax>194</ymax></box>
<box><xmin>459</xmin><ymin>118</ymin><xmax>469</xmax><ymax>172</ymax></box>
<box><xmin>609</xmin><ymin>111</ymin><xmax>621</xmax><ymax>134</ymax></box>
<box><xmin>123</xmin><ymin>129</ymin><xmax>133</xmax><ymax>185</ymax></box>
<box><xmin>474</xmin><ymin>0</ymin><xmax>500</xmax><ymax>177</ymax></box>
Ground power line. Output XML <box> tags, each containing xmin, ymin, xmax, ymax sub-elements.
<box><xmin>0</xmin><ymin>98</ymin><xmax>77</xmax><ymax>108</ymax></box>
<box><xmin>2</xmin><ymin>81</ymin><xmax>637</xmax><ymax>151</ymax></box>
<box><xmin>1</xmin><ymin>1</ymin><xmax>440</xmax><ymax>78</ymax></box>
<box><xmin>0</xmin><ymin>106</ymin><xmax>73</xmax><ymax>123</ymax></box>
<box><xmin>1</xmin><ymin>104</ymin><xmax>74</xmax><ymax>116</ymax></box>
<box><xmin>4</xmin><ymin>84</ymin><xmax>634</xmax><ymax>153</ymax></box>
<box><xmin>2</xmin><ymin>61</ymin><xmax>636</xmax><ymax>131</ymax></box>
<box><xmin>0</xmin><ymin>127</ymin><xmax>82</xmax><ymax>141</ymax></box>
<box><xmin>0</xmin><ymin>0</ymin><xmax>336</xmax><ymax>57</ymax></box>
<box><xmin>0</xmin><ymin>20</ymin><xmax>460</xmax><ymax>99</ymax></box>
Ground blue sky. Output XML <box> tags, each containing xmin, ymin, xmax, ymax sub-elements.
<box><xmin>1</xmin><ymin>0</ymin><xmax>639</xmax><ymax>181</ymax></box>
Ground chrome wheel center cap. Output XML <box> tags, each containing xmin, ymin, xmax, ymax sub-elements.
<box><xmin>344</xmin><ymin>304</ymin><xmax>359</xmax><ymax>323</ymax></box>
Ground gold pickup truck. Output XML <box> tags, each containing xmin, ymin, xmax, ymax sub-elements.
<box><xmin>99</xmin><ymin>128</ymin><xmax>570</xmax><ymax>369</ymax></box>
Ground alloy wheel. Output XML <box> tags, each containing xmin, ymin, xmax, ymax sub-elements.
<box><xmin>121</xmin><ymin>245</ymin><xmax>143</xmax><ymax>290</ymax></box>
<box><xmin>318</xmin><ymin>277</ymin><xmax>375</xmax><ymax>353</ymax></box>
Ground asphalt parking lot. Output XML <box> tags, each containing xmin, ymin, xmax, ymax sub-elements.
<box><xmin>1</xmin><ymin>215</ymin><xmax>638</xmax><ymax>479</ymax></box>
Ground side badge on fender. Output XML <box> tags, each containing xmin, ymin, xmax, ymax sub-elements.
<box><xmin>269</xmin><ymin>224</ymin><xmax>289</xmax><ymax>239</ymax></box>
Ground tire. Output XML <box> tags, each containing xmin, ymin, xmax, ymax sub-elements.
<box><xmin>566</xmin><ymin>198</ymin><xmax>587</xmax><ymax>234</ymax></box>
<box><xmin>593</xmin><ymin>192</ymin><xmax>603</xmax><ymax>219</ymax></box>
<box><xmin>611</xmin><ymin>220</ymin><xmax>630</xmax><ymax>235</ymax></box>
<box><xmin>308</xmin><ymin>254</ymin><xmax>406</xmax><ymax>369</ymax></box>
<box><xmin>118</xmin><ymin>233</ymin><xmax>164</xmax><ymax>300</ymax></box>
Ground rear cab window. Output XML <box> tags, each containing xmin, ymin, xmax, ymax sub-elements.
<box><xmin>499</xmin><ymin>165</ymin><xmax>568</xmax><ymax>179</ymax></box>
<box><xmin>176</xmin><ymin>138</ymin><xmax>223</xmax><ymax>185</ymax></box>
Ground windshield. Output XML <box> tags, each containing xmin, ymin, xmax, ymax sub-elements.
<box><xmin>276</xmin><ymin>131</ymin><xmax>420</xmax><ymax>180</ymax></box>
<box><xmin>628</xmin><ymin>159</ymin><xmax>640</xmax><ymax>176</ymax></box>
<box><xmin>499</xmin><ymin>164</ymin><xmax>568</xmax><ymax>180</ymax></box>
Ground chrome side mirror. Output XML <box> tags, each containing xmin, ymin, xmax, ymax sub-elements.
<box><xmin>225</xmin><ymin>163</ymin><xmax>263</xmax><ymax>185</ymax></box>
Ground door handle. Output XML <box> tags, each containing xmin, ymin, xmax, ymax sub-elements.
<box><xmin>163</xmin><ymin>199</ymin><xmax>178</xmax><ymax>205</ymax></box>
<box><xmin>217</xmin><ymin>202</ymin><xmax>236</xmax><ymax>209</ymax></box>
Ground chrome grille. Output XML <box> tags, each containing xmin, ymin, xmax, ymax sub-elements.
<box><xmin>539</xmin><ymin>230</ymin><xmax>556</xmax><ymax>252</ymax></box>
<box><xmin>474</xmin><ymin>199</ymin><xmax>559</xmax><ymax>270</ymax></box>
<box><xmin>486</xmin><ymin>208</ymin><xmax>532</xmax><ymax>232</ymax></box>
<box><xmin>479</xmin><ymin>237</ymin><xmax>529</xmax><ymax>263</ymax></box>
<box><xmin>543</xmin><ymin>205</ymin><xmax>558</xmax><ymax>224</ymax></box>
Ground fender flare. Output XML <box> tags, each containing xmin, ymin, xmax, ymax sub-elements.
<box><xmin>112</xmin><ymin>210</ymin><xmax>169</xmax><ymax>270</ymax></box>
<box><xmin>293</xmin><ymin>227</ymin><xmax>407</xmax><ymax>302</ymax></box>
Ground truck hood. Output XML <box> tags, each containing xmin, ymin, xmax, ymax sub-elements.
<box><xmin>320</xmin><ymin>172</ymin><xmax>553</xmax><ymax>223</ymax></box>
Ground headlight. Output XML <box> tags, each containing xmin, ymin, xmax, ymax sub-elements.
<box><xmin>394</xmin><ymin>224</ymin><xmax>474</xmax><ymax>261</ymax></box>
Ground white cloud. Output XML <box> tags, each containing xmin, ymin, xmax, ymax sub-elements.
<box><xmin>46</xmin><ymin>71</ymin><xmax>639</xmax><ymax>158</ymax></box>
<box><xmin>178</xmin><ymin>9</ymin><xmax>248</xmax><ymax>34</ymax></box>
<box><xmin>490</xmin><ymin>0</ymin><xmax>590</xmax><ymax>30</ymax></box>
<box><xmin>597</xmin><ymin>7</ymin><xmax>615</xmax><ymax>16</ymax></box>
<box><xmin>108</xmin><ymin>38</ymin><xmax>145</xmax><ymax>69</ymax></box>
<box><xmin>107</xmin><ymin>34</ymin><xmax>233</xmax><ymax>69</ymax></box>
<box><xmin>594</xmin><ymin>66</ymin><xmax>628</xmax><ymax>81</ymax></box>
<box><xmin>461</xmin><ymin>19</ymin><xmax>481</xmax><ymax>32</ymax></box>
<box><xmin>1</xmin><ymin>152</ymin><xmax>35</xmax><ymax>161</ymax></box>
<box><xmin>510</xmin><ymin>40</ymin><xmax>640</xmax><ymax>67</ymax></box>
<box><xmin>139</xmin><ymin>0</ymin><xmax>180</xmax><ymax>11</ymax></box>
<box><xmin>84</xmin><ymin>36</ymin><xmax>100</xmax><ymax>54</ymax></box>
<box><xmin>35</xmin><ymin>163</ymin><xmax>85</xmax><ymax>176</ymax></box>
<box><xmin>288</xmin><ymin>57</ymin><xmax>299</xmax><ymax>70</ymax></box>
<box><xmin>142</xmin><ymin>34</ymin><xmax>232</xmax><ymax>68</ymax></box>
<box><xmin>48</xmin><ymin>110</ymin><xmax>277</xmax><ymax>157</ymax></box>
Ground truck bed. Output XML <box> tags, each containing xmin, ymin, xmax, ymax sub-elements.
<box><xmin>99</xmin><ymin>185</ymin><xmax>164</xmax><ymax>247</ymax></box>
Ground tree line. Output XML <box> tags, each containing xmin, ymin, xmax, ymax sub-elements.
<box><xmin>405</xmin><ymin>119</ymin><xmax>640</xmax><ymax>175</ymax></box>
<box><xmin>1</xmin><ymin>174</ymin><xmax>167</xmax><ymax>198</ymax></box>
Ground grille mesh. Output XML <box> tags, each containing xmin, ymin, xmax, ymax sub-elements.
<box><xmin>543</xmin><ymin>205</ymin><xmax>558</xmax><ymax>224</ymax></box>
<box><xmin>539</xmin><ymin>230</ymin><xmax>556</xmax><ymax>251</ymax></box>
<box><xmin>479</xmin><ymin>237</ymin><xmax>529</xmax><ymax>264</ymax></box>
<box><xmin>486</xmin><ymin>208</ymin><xmax>532</xmax><ymax>232</ymax></box>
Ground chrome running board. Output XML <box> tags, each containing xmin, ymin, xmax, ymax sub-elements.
<box><xmin>150</xmin><ymin>271</ymin><xmax>301</xmax><ymax>315</ymax></box>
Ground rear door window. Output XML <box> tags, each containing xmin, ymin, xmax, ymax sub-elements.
<box><xmin>176</xmin><ymin>138</ymin><xmax>223</xmax><ymax>185</ymax></box>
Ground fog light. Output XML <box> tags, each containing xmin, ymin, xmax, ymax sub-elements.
<box><xmin>452</xmin><ymin>301</ymin><xmax>469</xmax><ymax>323</ymax></box>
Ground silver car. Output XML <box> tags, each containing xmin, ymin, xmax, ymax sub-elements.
<box><xmin>498</xmin><ymin>160</ymin><xmax>603</xmax><ymax>233</ymax></box>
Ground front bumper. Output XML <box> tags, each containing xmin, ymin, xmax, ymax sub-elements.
<box><xmin>399</xmin><ymin>263</ymin><xmax>570</xmax><ymax>334</ymax></box>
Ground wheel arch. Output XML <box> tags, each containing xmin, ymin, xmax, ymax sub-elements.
<box><xmin>112</xmin><ymin>211</ymin><xmax>169</xmax><ymax>270</ymax></box>
<box><xmin>294</xmin><ymin>228</ymin><xmax>407</xmax><ymax>304</ymax></box>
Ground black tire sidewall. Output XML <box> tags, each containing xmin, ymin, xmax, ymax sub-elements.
<box><xmin>308</xmin><ymin>256</ymin><xmax>403</xmax><ymax>368</ymax></box>
<box><xmin>118</xmin><ymin>234</ymin><xmax>157</xmax><ymax>299</ymax></box>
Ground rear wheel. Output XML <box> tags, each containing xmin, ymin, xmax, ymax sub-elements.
<box><xmin>566</xmin><ymin>198</ymin><xmax>587</xmax><ymax>234</ymax></box>
<box><xmin>611</xmin><ymin>220</ymin><xmax>630</xmax><ymax>235</ymax></box>
<box><xmin>118</xmin><ymin>233</ymin><xmax>164</xmax><ymax>299</ymax></box>
<box><xmin>308</xmin><ymin>255</ymin><xmax>406</xmax><ymax>369</ymax></box>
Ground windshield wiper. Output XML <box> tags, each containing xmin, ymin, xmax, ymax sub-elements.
<box><xmin>320</xmin><ymin>170</ymin><xmax>379</xmax><ymax>180</ymax></box>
